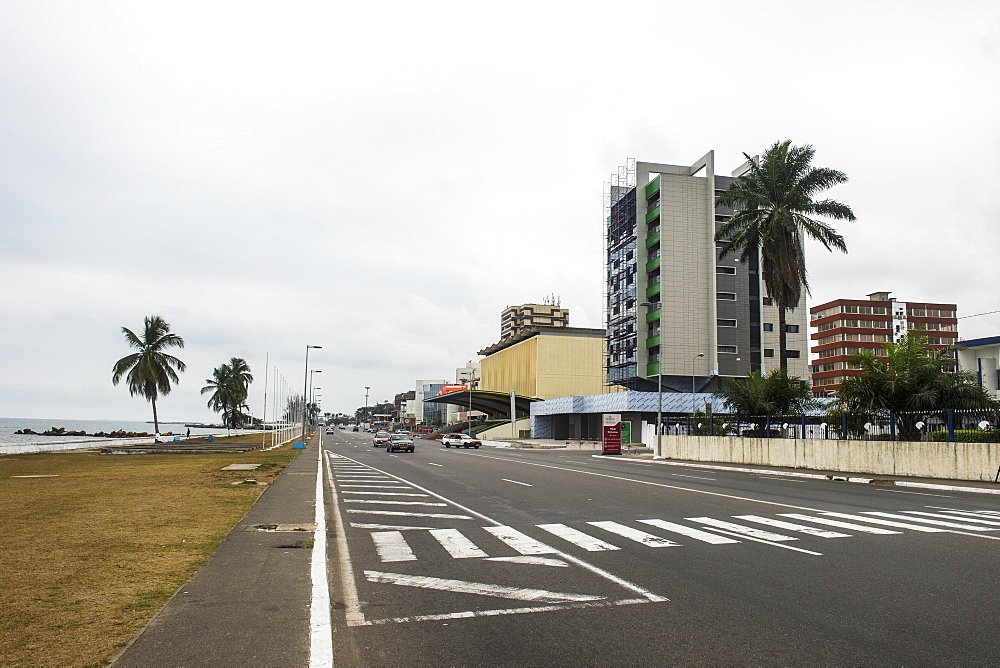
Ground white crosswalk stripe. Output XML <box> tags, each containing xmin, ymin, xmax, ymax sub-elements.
<box><xmin>343</xmin><ymin>499</ymin><xmax>448</xmax><ymax>507</ymax></box>
<box><xmin>483</xmin><ymin>526</ymin><xmax>557</xmax><ymax>555</ymax></box>
<box><xmin>637</xmin><ymin>519</ymin><xmax>740</xmax><ymax>544</ymax></box>
<box><xmin>588</xmin><ymin>521</ymin><xmax>679</xmax><ymax>547</ymax></box>
<box><xmin>862</xmin><ymin>511</ymin><xmax>998</xmax><ymax>531</ymax></box>
<box><xmin>778</xmin><ymin>514</ymin><xmax>900</xmax><ymax>534</ymax></box>
<box><xmin>536</xmin><ymin>524</ymin><xmax>621</xmax><ymax>551</ymax></box>
<box><xmin>687</xmin><ymin>517</ymin><xmax>797</xmax><ymax>542</ymax></box>
<box><xmin>372</xmin><ymin>531</ymin><xmax>417</xmax><ymax>562</ymax></box>
<box><xmin>429</xmin><ymin>529</ymin><xmax>489</xmax><ymax>558</ymax></box>
<box><xmin>930</xmin><ymin>511</ymin><xmax>1000</xmax><ymax>526</ymax></box>
<box><xmin>733</xmin><ymin>515</ymin><xmax>850</xmax><ymax>538</ymax></box>
<box><xmin>820</xmin><ymin>512</ymin><xmax>947</xmax><ymax>532</ymax></box>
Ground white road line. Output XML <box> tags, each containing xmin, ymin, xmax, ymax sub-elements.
<box><xmin>371</xmin><ymin>531</ymin><xmax>418</xmax><ymax>562</ymax></box>
<box><xmin>671</xmin><ymin>474</ymin><xmax>716</xmax><ymax>481</ymax></box>
<box><xmin>364</xmin><ymin>571</ymin><xmax>605</xmax><ymax>603</ymax></box>
<box><xmin>309</xmin><ymin>438</ymin><xmax>333</xmax><ymax>667</ymax></box>
<box><xmin>343</xmin><ymin>499</ymin><xmax>448</xmax><ymax>507</ymax></box>
<box><xmin>324</xmin><ymin>451</ymin><xmax>365</xmax><ymax>628</ymax></box>
<box><xmin>861</xmin><ymin>511</ymin><xmax>997</xmax><ymax>531</ymax></box>
<box><xmin>342</xmin><ymin>491</ymin><xmax>430</xmax><ymax>497</ymax></box>
<box><xmin>357</xmin><ymin>597</ymin><xmax>651</xmax><ymax>626</ymax></box>
<box><xmin>347</xmin><ymin>509</ymin><xmax>472</xmax><ymax>519</ymax></box>
<box><xmin>637</xmin><ymin>519</ymin><xmax>740</xmax><ymax>544</ymax></box>
<box><xmin>339</xmin><ymin>484</ymin><xmax>411</xmax><ymax>488</ymax></box>
<box><xmin>875</xmin><ymin>488</ymin><xmax>954</xmax><ymax>498</ymax></box>
<box><xmin>536</xmin><ymin>524</ymin><xmax>621</xmax><ymax>551</ymax></box>
<box><xmin>778</xmin><ymin>513</ymin><xmax>901</xmax><ymax>534</ymax></box>
<box><xmin>502</xmin><ymin>479</ymin><xmax>533</xmax><ymax>487</ymax></box>
<box><xmin>483</xmin><ymin>526</ymin><xmax>557</xmax><ymax>555</ymax></box>
<box><xmin>588</xmin><ymin>521</ymin><xmax>679</xmax><ymax>547</ymax></box>
<box><xmin>904</xmin><ymin>511</ymin><xmax>1000</xmax><ymax>527</ymax></box>
<box><xmin>350</xmin><ymin>523</ymin><xmax>439</xmax><ymax>530</ymax></box>
<box><xmin>687</xmin><ymin>517</ymin><xmax>797</xmax><ymax>541</ymax></box>
<box><xmin>429</xmin><ymin>529</ymin><xmax>490</xmax><ymax>558</ymax></box>
<box><xmin>929</xmin><ymin>508</ymin><xmax>1000</xmax><ymax>522</ymax></box>
<box><xmin>820</xmin><ymin>512</ymin><xmax>946</xmax><ymax>532</ymax></box>
<box><xmin>485</xmin><ymin>556</ymin><xmax>568</xmax><ymax>567</ymax></box>
<box><xmin>705</xmin><ymin>528</ymin><xmax>824</xmax><ymax>556</ymax></box>
<box><xmin>733</xmin><ymin>515</ymin><xmax>850</xmax><ymax>538</ymax></box>
<box><xmin>429</xmin><ymin>463</ymin><xmax>444</xmax><ymax>467</ymax></box>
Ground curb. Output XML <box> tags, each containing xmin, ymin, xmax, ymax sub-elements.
<box><xmin>595</xmin><ymin>456</ymin><xmax>1000</xmax><ymax>496</ymax></box>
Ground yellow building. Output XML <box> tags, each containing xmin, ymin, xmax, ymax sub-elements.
<box><xmin>477</xmin><ymin>326</ymin><xmax>607</xmax><ymax>399</ymax></box>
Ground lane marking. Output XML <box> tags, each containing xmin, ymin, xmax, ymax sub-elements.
<box><xmin>905</xmin><ymin>511</ymin><xmax>1000</xmax><ymax>527</ymax></box>
<box><xmin>820</xmin><ymin>512</ymin><xmax>946</xmax><ymax>532</ymax></box>
<box><xmin>324</xmin><ymin>450</ymin><xmax>365</xmax><ymax>628</ymax></box>
<box><xmin>778</xmin><ymin>514</ymin><xmax>900</xmax><ymax>534</ymax></box>
<box><xmin>536</xmin><ymin>524</ymin><xmax>621</xmax><ymax>551</ymax></box>
<box><xmin>309</xmin><ymin>436</ymin><xmax>334</xmax><ymax>667</ymax></box>
<box><xmin>861</xmin><ymin>511</ymin><xmax>997</xmax><ymax>531</ymax></box>
<box><xmin>704</xmin><ymin>528</ymin><xmax>823</xmax><ymax>556</ymax></box>
<box><xmin>342</xmin><ymin>491</ymin><xmax>430</xmax><ymax>497</ymax></box>
<box><xmin>364</xmin><ymin>571</ymin><xmax>605</xmax><ymax>603</ymax></box>
<box><xmin>502</xmin><ymin>478</ymin><xmax>533</xmax><ymax>487</ymax></box>
<box><xmin>356</xmin><ymin>597</ymin><xmax>651</xmax><ymax>626</ymax></box>
<box><xmin>343</xmin><ymin>499</ymin><xmax>448</xmax><ymax>507</ymax></box>
<box><xmin>483</xmin><ymin>526</ymin><xmax>557</xmax><ymax>555</ymax></box>
<box><xmin>588</xmin><ymin>521</ymin><xmax>679</xmax><ymax>548</ymax></box>
<box><xmin>688</xmin><ymin>517</ymin><xmax>797</xmax><ymax>542</ymax></box>
<box><xmin>637</xmin><ymin>519</ymin><xmax>741</xmax><ymax>545</ymax></box>
<box><xmin>429</xmin><ymin>529</ymin><xmax>490</xmax><ymax>558</ymax></box>
<box><xmin>733</xmin><ymin>515</ymin><xmax>850</xmax><ymax>538</ymax></box>
<box><xmin>339</xmin><ymin>484</ymin><xmax>411</xmax><ymax>488</ymax></box>
<box><xmin>371</xmin><ymin>531</ymin><xmax>418</xmax><ymax>562</ymax></box>
<box><xmin>350</xmin><ymin>523</ymin><xmax>439</xmax><ymax>531</ymax></box>
<box><xmin>429</xmin><ymin>463</ymin><xmax>444</xmax><ymax>467</ymax></box>
<box><xmin>485</xmin><ymin>556</ymin><xmax>568</xmax><ymax>566</ymax></box>
<box><xmin>347</xmin><ymin>509</ymin><xmax>472</xmax><ymax>519</ymax></box>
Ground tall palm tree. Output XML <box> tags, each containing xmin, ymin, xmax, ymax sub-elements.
<box><xmin>201</xmin><ymin>357</ymin><xmax>254</xmax><ymax>430</ymax></box>
<box><xmin>112</xmin><ymin>316</ymin><xmax>186</xmax><ymax>436</ymax></box>
<box><xmin>716</xmin><ymin>140</ymin><xmax>856</xmax><ymax>369</ymax></box>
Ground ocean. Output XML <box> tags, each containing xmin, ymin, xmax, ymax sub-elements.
<box><xmin>0</xmin><ymin>417</ymin><xmax>257</xmax><ymax>453</ymax></box>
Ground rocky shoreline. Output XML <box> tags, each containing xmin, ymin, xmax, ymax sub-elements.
<box><xmin>14</xmin><ymin>427</ymin><xmax>174</xmax><ymax>438</ymax></box>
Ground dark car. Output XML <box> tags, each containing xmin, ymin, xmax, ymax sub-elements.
<box><xmin>386</xmin><ymin>433</ymin><xmax>415</xmax><ymax>453</ymax></box>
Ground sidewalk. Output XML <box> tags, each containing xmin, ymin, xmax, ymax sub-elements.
<box><xmin>113</xmin><ymin>436</ymin><xmax>321</xmax><ymax>667</ymax></box>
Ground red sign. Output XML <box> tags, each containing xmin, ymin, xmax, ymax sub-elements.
<box><xmin>440</xmin><ymin>385</ymin><xmax>468</xmax><ymax>394</ymax></box>
<box><xmin>602</xmin><ymin>413</ymin><xmax>622</xmax><ymax>455</ymax></box>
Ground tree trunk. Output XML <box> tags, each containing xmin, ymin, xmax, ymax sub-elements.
<box><xmin>151</xmin><ymin>395</ymin><xmax>160</xmax><ymax>437</ymax></box>
<box><xmin>778</xmin><ymin>306</ymin><xmax>788</xmax><ymax>370</ymax></box>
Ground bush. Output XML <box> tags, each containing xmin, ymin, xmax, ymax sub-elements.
<box><xmin>929</xmin><ymin>429</ymin><xmax>1000</xmax><ymax>443</ymax></box>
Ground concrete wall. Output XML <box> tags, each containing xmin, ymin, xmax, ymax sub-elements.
<box><xmin>478</xmin><ymin>418</ymin><xmax>531</xmax><ymax>440</ymax></box>
<box><xmin>658</xmin><ymin>435</ymin><xmax>1000</xmax><ymax>482</ymax></box>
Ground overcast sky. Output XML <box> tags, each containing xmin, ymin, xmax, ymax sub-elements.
<box><xmin>1</xmin><ymin>1</ymin><xmax>998</xmax><ymax>423</ymax></box>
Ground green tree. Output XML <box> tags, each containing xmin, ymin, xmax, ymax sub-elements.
<box><xmin>716</xmin><ymin>368</ymin><xmax>817</xmax><ymax>417</ymax></box>
<box><xmin>200</xmin><ymin>357</ymin><xmax>254</xmax><ymax>430</ymax></box>
<box><xmin>716</xmin><ymin>140</ymin><xmax>856</xmax><ymax>368</ymax></box>
<box><xmin>112</xmin><ymin>315</ymin><xmax>186</xmax><ymax>436</ymax></box>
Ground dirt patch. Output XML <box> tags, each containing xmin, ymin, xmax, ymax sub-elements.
<box><xmin>0</xmin><ymin>442</ymin><xmax>303</xmax><ymax>666</ymax></box>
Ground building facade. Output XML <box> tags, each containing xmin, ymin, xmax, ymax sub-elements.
<box><xmin>500</xmin><ymin>303</ymin><xmax>569</xmax><ymax>340</ymax></box>
<box><xmin>605</xmin><ymin>154</ymin><xmax>809</xmax><ymax>394</ymax></box>
<box><xmin>956</xmin><ymin>335</ymin><xmax>1000</xmax><ymax>398</ymax></box>
<box><xmin>810</xmin><ymin>291</ymin><xmax>958</xmax><ymax>395</ymax></box>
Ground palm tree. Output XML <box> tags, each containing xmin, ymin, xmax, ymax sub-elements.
<box><xmin>112</xmin><ymin>316</ymin><xmax>186</xmax><ymax>436</ymax></box>
<box><xmin>716</xmin><ymin>368</ymin><xmax>817</xmax><ymax>417</ymax></box>
<box><xmin>716</xmin><ymin>140</ymin><xmax>856</xmax><ymax>369</ymax></box>
<box><xmin>201</xmin><ymin>357</ymin><xmax>254</xmax><ymax>430</ymax></box>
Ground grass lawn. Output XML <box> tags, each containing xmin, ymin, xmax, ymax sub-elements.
<box><xmin>0</xmin><ymin>438</ymin><xmax>303</xmax><ymax>666</ymax></box>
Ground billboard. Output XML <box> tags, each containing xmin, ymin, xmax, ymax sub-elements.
<box><xmin>602</xmin><ymin>414</ymin><xmax>622</xmax><ymax>455</ymax></box>
<box><xmin>440</xmin><ymin>385</ymin><xmax>468</xmax><ymax>394</ymax></box>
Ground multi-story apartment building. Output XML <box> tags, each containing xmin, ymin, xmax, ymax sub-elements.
<box><xmin>500</xmin><ymin>303</ymin><xmax>569</xmax><ymax>340</ymax></box>
<box><xmin>810</xmin><ymin>291</ymin><xmax>958</xmax><ymax>395</ymax></box>
<box><xmin>605</xmin><ymin>154</ymin><xmax>809</xmax><ymax>393</ymax></box>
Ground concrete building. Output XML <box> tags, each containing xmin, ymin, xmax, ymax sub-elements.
<box><xmin>605</xmin><ymin>155</ymin><xmax>808</xmax><ymax>394</ymax></box>
<box><xmin>478</xmin><ymin>326</ymin><xmax>606</xmax><ymax>399</ymax></box>
<box><xmin>810</xmin><ymin>291</ymin><xmax>958</xmax><ymax>395</ymax></box>
<box><xmin>956</xmin><ymin>336</ymin><xmax>1000</xmax><ymax>398</ymax></box>
<box><xmin>404</xmin><ymin>380</ymin><xmax>448</xmax><ymax>426</ymax></box>
<box><xmin>500</xmin><ymin>302</ymin><xmax>569</xmax><ymax>340</ymax></box>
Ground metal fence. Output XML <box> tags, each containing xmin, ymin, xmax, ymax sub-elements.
<box><xmin>660</xmin><ymin>409</ymin><xmax>1000</xmax><ymax>443</ymax></box>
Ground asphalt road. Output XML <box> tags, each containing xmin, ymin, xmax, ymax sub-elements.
<box><xmin>321</xmin><ymin>429</ymin><xmax>1000</xmax><ymax>665</ymax></box>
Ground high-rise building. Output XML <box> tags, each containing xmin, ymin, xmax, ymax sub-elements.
<box><xmin>810</xmin><ymin>291</ymin><xmax>958</xmax><ymax>395</ymax></box>
<box><xmin>605</xmin><ymin>154</ymin><xmax>809</xmax><ymax>393</ymax></box>
<box><xmin>500</xmin><ymin>302</ymin><xmax>569</xmax><ymax>340</ymax></box>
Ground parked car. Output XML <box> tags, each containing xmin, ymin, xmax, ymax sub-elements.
<box><xmin>386</xmin><ymin>433</ymin><xmax>415</xmax><ymax>453</ymax></box>
<box><xmin>373</xmin><ymin>431</ymin><xmax>391</xmax><ymax>447</ymax></box>
<box><xmin>441</xmin><ymin>433</ymin><xmax>482</xmax><ymax>448</ymax></box>
<box><xmin>325</xmin><ymin>428</ymin><xmax>334</xmax><ymax>434</ymax></box>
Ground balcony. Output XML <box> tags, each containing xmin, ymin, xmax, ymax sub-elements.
<box><xmin>645</xmin><ymin>231</ymin><xmax>660</xmax><ymax>248</ymax></box>
<box><xmin>645</xmin><ymin>206</ymin><xmax>661</xmax><ymax>224</ymax></box>
<box><xmin>645</xmin><ymin>335</ymin><xmax>660</xmax><ymax>348</ymax></box>
<box><xmin>645</xmin><ymin>256</ymin><xmax>660</xmax><ymax>273</ymax></box>
<box><xmin>645</xmin><ymin>283</ymin><xmax>661</xmax><ymax>299</ymax></box>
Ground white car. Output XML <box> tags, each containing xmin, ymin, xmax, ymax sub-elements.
<box><xmin>441</xmin><ymin>433</ymin><xmax>482</xmax><ymax>448</ymax></box>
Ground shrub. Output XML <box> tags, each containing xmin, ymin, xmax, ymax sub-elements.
<box><xmin>929</xmin><ymin>429</ymin><xmax>1000</xmax><ymax>443</ymax></box>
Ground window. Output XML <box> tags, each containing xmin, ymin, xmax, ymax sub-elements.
<box><xmin>717</xmin><ymin>292</ymin><xmax>737</xmax><ymax>301</ymax></box>
<box><xmin>786</xmin><ymin>350</ymin><xmax>801</xmax><ymax>358</ymax></box>
<box><xmin>786</xmin><ymin>325</ymin><xmax>799</xmax><ymax>333</ymax></box>
<box><xmin>763</xmin><ymin>349</ymin><xmax>774</xmax><ymax>358</ymax></box>
<box><xmin>718</xmin><ymin>345</ymin><xmax>738</xmax><ymax>354</ymax></box>
<box><xmin>716</xmin><ymin>266</ymin><xmax>736</xmax><ymax>275</ymax></box>
<box><xmin>762</xmin><ymin>297</ymin><xmax>773</xmax><ymax>306</ymax></box>
<box><xmin>717</xmin><ymin>319</ymin><xmax>737</xmax><ymax>327</ymax></box>
<box><xmin>763</xmin><ymin>323</ymin><xmax>773</xmax><ymax>332</ymax></box>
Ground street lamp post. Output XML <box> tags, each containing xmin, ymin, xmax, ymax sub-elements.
<box><xmin>302</xmin><ymin>345</ymin><xmax>322</xmax><ymax>439</ymax></box>
<box><xmin>640</xmin><ymin>302</ymin><xmax>663</xmax><ymax>456</ymax></box>
<box><xmin>364</xmin><ymin>386</ymin><xmax>370</xmax><ymax>428</ymax></box>
<box><xmin>691</xmin><ymin>352</ymin><xmax>705</xmax><ymax>422</ymax></box>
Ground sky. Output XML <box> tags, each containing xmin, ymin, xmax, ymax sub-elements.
<box><xmin>1</xmin><ymin>0</ymin><xmax>999</xmax><ymax>423</ymax></box>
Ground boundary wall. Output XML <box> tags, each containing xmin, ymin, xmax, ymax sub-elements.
<box><xmin>657</xmin><ymin>435</ymin><xmax>1000</xmax><ymax>482</ymax></box>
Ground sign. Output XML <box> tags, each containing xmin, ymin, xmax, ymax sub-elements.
<box><xmin>440</xmin><ymin>385</ymin><xmax>468</xmax><ymax>394</ymax></box>
<box><xmin>621</xmin><ymin>421</ymin><xmax>631</xmax><ymax>445</ymax></box>
<box><xmin>602</xmin><ymin>414</ymin><xmax>622</xmax><ymax>455</ymax></box>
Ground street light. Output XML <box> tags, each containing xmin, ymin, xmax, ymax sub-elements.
<box><xmin>302</xmin><ymin>345</ymin><xmax>322</xmax><ymax>439</ymax></box>
<box><xmin>364</xmin><ymin>386</ymin><xmax>370</xmax><ymax>428</ymax></box>
<box><xmin>640</xmin><ymin>302</ymin><xmax>663</xmax><ymax>456</ymax></box>
<box><xmin>692</xmin><ymin>352</ymin><xmax>705</xmax><ymax>418</ymax></box>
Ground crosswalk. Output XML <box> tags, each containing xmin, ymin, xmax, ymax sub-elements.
<box><xmin>327</xmin><ymin>455</ymin><xmax>1000</xmax><ymax>564</ymax></box>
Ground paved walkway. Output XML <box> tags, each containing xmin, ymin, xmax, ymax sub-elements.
<box><xmin>114</xmin><ymin>436</ymin><xmax>321</xmax><ymax>666</ymax></box>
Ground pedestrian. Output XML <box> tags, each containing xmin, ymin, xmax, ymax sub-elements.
<box><xmin>186</xmin><ymin>427</ymin><xmax>191</xmax><ymax>439</ymax></box>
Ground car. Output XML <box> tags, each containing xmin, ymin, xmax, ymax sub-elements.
<box><xmin>325</xmin><ymin>428</ymin><xmax>334</xmax><ymax>434</ymax></box>
<box><xmin>441</xmin><ymin>433</ymin><xmax>481</xmax><ymax>448</ymax></box>
<box><xmin>372</xmin><ymin>431</ymin><xmax>391</xmax><ymax>447</ymax></box>
<box><xmin>386</xmin><ymin>433</ymin><xmax>415</xmax><ymax>453</ymax></box>
<box><xmin>352</xmin><ymin>426</ymin><xmax>359</xmax><ymax>432</ymax></box>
